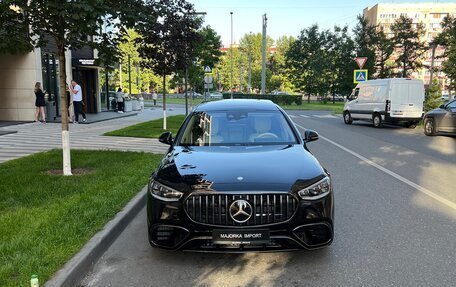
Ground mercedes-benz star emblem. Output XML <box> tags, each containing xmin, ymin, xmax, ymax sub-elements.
<box><xmin>229</xmin><ymin>199</ymin><xmax>253</xmax><ymax>223</ymax></box>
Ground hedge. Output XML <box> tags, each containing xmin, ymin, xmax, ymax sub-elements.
<box><xmin>222</xmin><ymin>93</ymin><xmax>303</xmax><ymax>105</ymax></box>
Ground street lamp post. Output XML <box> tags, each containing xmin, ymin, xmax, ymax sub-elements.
<box><xmin>261</xmin><ymin>14</ymin><xmax>267</xmax><ymax>94</ymax></box>
<box><xmin>230</xmin><ymin>11</ymin><xmax>234</xmax><ymax>99</ymax></box>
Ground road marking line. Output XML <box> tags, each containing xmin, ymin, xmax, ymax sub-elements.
<box><xmin>312</xmin><ymin>115</ymin><xmax>338</xmax><ymax>119</ymax></box>
<box><xmin>300</xmin><ymin>115</ymin><xmax>310</xmax><ymax>118</ymax></box>
<box><xmin>295</xmin><ymin>123</ymin><xmax>456</xmax><ymax>212</ymax></box>
<box><xmin>289</xmin><ymin>115</ymin><xmax>298</xmax><ymax>118</ymax></box>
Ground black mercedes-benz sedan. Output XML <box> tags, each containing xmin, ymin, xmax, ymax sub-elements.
<box><xmin>147</xmin><ymin>99</ymin><xmax>334</xmax><ymax>252</ymax></box>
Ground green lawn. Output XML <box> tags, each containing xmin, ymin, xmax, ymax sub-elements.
<box><xmin>104</xmin><ymin>115</ymin><xmax>186</xmax><ymax>138</ymax></box>
<box><xmin>281</xmin><ymin>102</ymin><xmax>344</xmax><ymax>113</ymax></box>
<box><xmin>144</xmin><ymin>98</ymin><xmax>207</xmax><ymax>105</ymax></box>
<box><xmin>0</xmin><ymin>150</ymin><xmax>162</xmax><ymax>287</ymax></box>
<box><xmin>146</xmin><ymin>98</ymin><xmax>344</xmax><ymax>113</ymax></box>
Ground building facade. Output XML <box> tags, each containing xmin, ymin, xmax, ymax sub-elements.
<box><xmin>0</xmin><ymin>42</ymin><xmax>102</xmax><ymax>121</ymax></box>
<box><xmin>363</xmin><ymin>3</ymin><xmax>456</xmax><ymax>91</ymax></box>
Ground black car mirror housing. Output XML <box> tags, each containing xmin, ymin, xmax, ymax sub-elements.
<box><xmin>439</xmin><ymin>104</ymin><xmax>445</xmax><ymax>109</ymax></box>
<box><xmin>159</xmin><ymin>132</ymin><xmax>173</xmax><ymax>145</ymax></box>
<box><xmin>304</xmin><ymin>130</ymin><xmax>319</xmax><ymax>143</ymax></box>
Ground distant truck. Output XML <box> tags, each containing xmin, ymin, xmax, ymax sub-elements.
<box><xmin>343</xmin><ymin>78</ymin><xmax>425</xmax><ymax>128</ymax></box>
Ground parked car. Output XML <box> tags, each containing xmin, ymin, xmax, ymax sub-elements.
<box><xmin>209</xmin><ymin>92</ymin><xmax>223</xmax><ymax>99</ymax></box>
<box><xmin>343</xmin><ymin>78</ymin><xmax>425</xmax><ymax>128</ymax></box>
<box><xmin>272</xmin><ymin>91</ymin><xmax>289</xmax><ymax>95</ymax></box>
<box><xmin>441</xmin><ymin>94</ymin><xmax>449</xmax><ymax>102</ymax></box>
<box><xmin>147</xmin><ymin>99</ymin><xmax>334</xmax><ymax>251</ymax></box>
<box><xmin>423</xmin><ymin>99</ymin><xmax>456</xmax><ymax>136</ymax></box>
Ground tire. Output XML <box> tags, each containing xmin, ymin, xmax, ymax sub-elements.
<box><xmin>373</xmin><ymin>114</ymin><xmax>383</xmax><ymax>128</ymax></box>
<box><xmin>343</xmin><ymin>111</ymin><xmax>353</xmax><ymax>124</ymax></box>
<box><xmin>424</xmin><ymin>118</ymin><xmax>436</xmax><ymax>136</ymax></box>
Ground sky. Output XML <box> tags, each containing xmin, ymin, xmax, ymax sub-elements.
<box><xmin>189</xmin><ymin>0</ymin><xmax>455</xmax><ymax>46</ymax></box>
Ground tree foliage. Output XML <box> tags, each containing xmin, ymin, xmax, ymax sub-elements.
<box><xmin>438</xmin><ymin>15</ymin><xmax>456</xmax><ymax>94</ymax></box>
<box><xmin>353</xmin><ymin>15</ymin><xmax>376</xmax><ymax>78</ymax></box>
<box><xmin>391</xmin><ymin>15</ymin><xmax>426</xmax><ymax>77</ymax></box>
<box><xmin>425</xmin><ymin>79</ymin><xmax>443</xmax><ymax>112</ymax></box>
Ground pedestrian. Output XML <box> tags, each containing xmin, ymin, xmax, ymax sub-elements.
<box><xmin>34</xmin><ymin>82</ymin><xmax>46</xmax><ymax>123</ymax></box>
<box><xmin>138</xmin><ymin>93</ymin><xmax>144</xmax><ymax>112</ymax></box>
<box><xmin>69</xmin><ymin>80</ymin><xmax>86</xmax><ymax>123</ymax></box>
<box><xmin>116</xmin><ymin>87</ymin><xmax>124</xmax><ymax>113</ymax></box>
<box><xmin>152</xmin><ymin>90</ymin><xmax>158</xmax><ymax>106</ymax></box>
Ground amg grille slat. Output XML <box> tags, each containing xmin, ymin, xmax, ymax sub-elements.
<box><xmin>185</xmin><ymin>193</ymin><xmax>297</xmax><ymax>226</ymax></box>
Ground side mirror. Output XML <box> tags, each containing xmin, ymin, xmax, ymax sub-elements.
<box><xmin>159</xmin><ymin>132</ymin><xmax>173</xmax><ymax>145</ymax></box>
<box><xmin>304</xmin><ymin>130</ymin><xmax>319</xmax><ymax>143</ymax></box>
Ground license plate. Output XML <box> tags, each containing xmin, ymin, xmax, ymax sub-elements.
<box><xmin>212</xmin><ymin>229</ymin><xmax>270</xmax><ymax>245</ymax></box>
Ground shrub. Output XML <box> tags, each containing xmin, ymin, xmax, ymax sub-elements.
<box><xmin>222</xmin><ymin>93</ymin><xmax>303</xmax><ymax>106</ymax></box>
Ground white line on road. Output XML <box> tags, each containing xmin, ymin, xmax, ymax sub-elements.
<box><xmin>289</xmin><ymin>115</ymin><xmax>298</xmax><ymax>118</ymax></box>
<box><xmin>312</xmin><ymin>115</ymin><xmax>338</xmax><ymax>119</ymax></box>
<box><xmin>295</xmin><ymin>123</ymin><xmax>456</xmax><ymax>212</ymax></box>
<box><xmin>300</xmin><ymin>115</ymin><xmax>310</xmax><ymax>118</ymax></box>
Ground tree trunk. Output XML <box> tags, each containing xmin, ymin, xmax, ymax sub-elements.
<box><xmin>307</xmin><ymin>94</ymin><xmax>310</xmax><ymax>104</ymax></box>
<box><xmin>162</xmin><ymin>73</ymin><xmax>167</xmax><ymax>130</ymax></box>
<box><xmin>58</xmin><ymin>41</ymin><xmax>72</xmax><ymax>176</ymax></box>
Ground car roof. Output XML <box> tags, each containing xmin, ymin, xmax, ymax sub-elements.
<box><xmin>194</xmin><ymin>99</ymin><xmax>279</xmax><ymax>112</ymax></box>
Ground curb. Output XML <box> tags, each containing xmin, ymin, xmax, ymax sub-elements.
<box><xmin>45</xmin><ymin>186</ymin><xmax>147</xmax><ymax>287</ymax></box>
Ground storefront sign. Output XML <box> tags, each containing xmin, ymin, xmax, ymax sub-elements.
<box><xmin>72</xmin><ymin>58</ymin><xmax>97</xmax><ymax>66</ymax></box>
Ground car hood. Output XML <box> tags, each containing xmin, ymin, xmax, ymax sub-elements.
<box><xmin>155</xmin><ymin>145</ymin><xmax>325</xmax><ymax>192</ymax></box>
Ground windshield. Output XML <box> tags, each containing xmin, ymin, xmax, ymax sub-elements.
<box><xmin>178</xmin><ymin>110</ymin><xmax>298</xmax><ymax>146</ymax></box>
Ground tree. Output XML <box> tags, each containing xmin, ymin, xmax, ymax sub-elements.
<box><xmin>181</xmin><ymin>25</ymin><xmax>222</xmax><ymax>94</ymax></box>
<box><xmin>136</xmin><ymin>0</ymin><xmax>201</xmax><ymax>129</ymax></box>
<box><xmin>0</xmin><ymin>0</ymin><xmax>139</xmax><ymax>175</ymax></box>
<box><xmin>286</xmin><ymin>25</ymin><xmax>332</xmax><ymax>102</ymax></box>
<box><xmin>391</xmin><ymin>15</ymin><xmax>426</xmax><ymax>77</ymax></box>
<box><xmin>372</xmin><ymin>27</ymin><xmax>394</xmax><ymax>78</ymax></box>
<box><xmin>438</xmin><ymin>15</ymin><xmax>456</xmax><ymax>98</ymax></box>
<box><xmin>269</xmin><ymin>36</ymin><xmax>296</xmax><ymax>92</ymax></box>
<box><xmin>425</xmin><ymin>79</ymin><xmax>443</xmax><ymax>112</ymax></box>
<box><xmin>353</xmin><ymin>15</ymin><xmax>376</xmax><ymax>78</ymax></box>
<box><xmin>327</xmin><ymin>26</ymin><xmax>356</xmax><ymax>102</ymax></box>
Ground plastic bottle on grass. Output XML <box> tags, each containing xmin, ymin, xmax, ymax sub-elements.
<box><xmin>30</xmin><ymin>274</ymin><xmax>39</xmax><ymax>287</ymax></box>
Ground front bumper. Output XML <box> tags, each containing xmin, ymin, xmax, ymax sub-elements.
<box><xmin>146</xmin><ymin>191</ymin><xmax>334</xmax><ymax>252</ymax></box>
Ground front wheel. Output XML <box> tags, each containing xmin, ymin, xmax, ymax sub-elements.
<box><xmin>343</xmin><ymin>111</ymin><xmax>353</xmax><ymax>124</ymax></box>
<box><xmin>424</xmin><ymin>118</ymin><xmax>436</xmax><ymax>136</ymax></box>
<box><xmin>373</xmin><ymin>114</ymin><xmax>383</xmax><ymax>128</ymax></box>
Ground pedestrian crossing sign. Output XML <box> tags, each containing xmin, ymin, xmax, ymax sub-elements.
<box><xmin>354</xmin><ymin>69</ymin><xmax>368</xmax><ymax>84</ymax></box>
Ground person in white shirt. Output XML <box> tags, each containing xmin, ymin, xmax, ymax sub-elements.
<box><xmin>116</xmin><ymin>87</ymin><xmax>124</xmax><ymax>113</ymax></box>
<box><xmin>69</xmin><ymin>80</ymin><xmax>86</xmax><ymax>123</ymax></box>
<box><xmin>152</xmin><ymin>90</ymin><xmax>158</xmax><ymax>106</ymax></box>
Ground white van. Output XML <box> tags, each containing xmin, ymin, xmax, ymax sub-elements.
<box><xmin>343</xmin><ymin>78</ymin><xmax>425</xmax><ymax>128</ymax></box>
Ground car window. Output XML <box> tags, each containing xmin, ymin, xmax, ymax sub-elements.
<box><xmin>178</xmin><ymin>110</ymin><xmax>298</xmax><ymax>146</ymax></box>
<box><xmin>447</xmin><ymin>100</ymin><xmax>456</xmax><ymax>109</ymax></box>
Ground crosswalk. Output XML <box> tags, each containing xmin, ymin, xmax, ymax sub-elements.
<box><xmin>0</xmin><ymin>109</ymin><xmax>182</xmax><ymax>163</ymax></box>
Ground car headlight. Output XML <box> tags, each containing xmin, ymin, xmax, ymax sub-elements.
<box><xmin>150</xmin><ymin>181</ymin><xmax>183</xmax><ymax>202</ymax></box>
<box><xmin>298</xmin><ymin>176</ymin><xmax>331</xmax><ymax>200</ymax></box>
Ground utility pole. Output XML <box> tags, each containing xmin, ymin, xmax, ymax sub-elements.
<box><xmin>261</xmin><ymin>14</ymin><xmax>267</xmax><ymax>94</ymax></box>
<box><xmin>230</xmin><ymin>11</ymin><xmax>234</xmax><ymax>99</ymax></box>
<box><xmin>136</xmin><ymin>65</ymin><xmax>140</xmax><ymax>92</ymax></box>
<box><xmin>248</xmin><ymin>32</ymin><xmax>252</xmax><ymax>93</ymax></box>
<box><xmin>428</xmin><ymin>43</ymin><xmax>437</xmax><ymax>93</ymax></box>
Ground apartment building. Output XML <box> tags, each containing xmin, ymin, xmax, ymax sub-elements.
<box><xmin>363</xmin><ymin>3</ymin><xmax>456</xmax><ymax>90</ymax></box>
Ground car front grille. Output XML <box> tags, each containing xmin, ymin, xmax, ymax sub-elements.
<box><xmin>184</xmin><ymin>193</ymin><xmax>298</xmax><ymax>226</ymax></box>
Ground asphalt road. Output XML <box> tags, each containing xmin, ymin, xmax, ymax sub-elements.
<box><xmin>80</xmin><ymin>110</ymin><xmax>456</xmax><ymax>287</ymax></box>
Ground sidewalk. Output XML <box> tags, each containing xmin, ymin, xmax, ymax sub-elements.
<box><xmin>0</xmin><ymin>106</ymin><xmax>185</xmax><ymax>163</ymax></box>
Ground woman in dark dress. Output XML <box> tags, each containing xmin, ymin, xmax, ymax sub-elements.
<box><xmin>34</xmin><ymin>82</ymin><xmax>46</xmax><ymax>123</ymax></box>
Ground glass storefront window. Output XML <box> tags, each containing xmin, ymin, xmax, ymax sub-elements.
<box><xmin>41</xmin><ymin>53</ymin><xmax>60</xmax><ymax>116</ymax></box>
<box><xmin>99</xmin><ymin>67</ymin><xmax>116</xmax><ymax>111</ymax></box>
